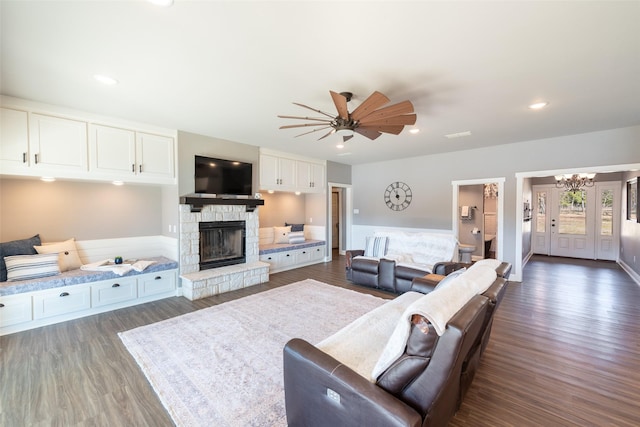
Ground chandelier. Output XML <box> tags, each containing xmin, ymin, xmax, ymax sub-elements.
<box><xmin>554</xmin><ymin>173</ymin><xmax>596</xmax><ymax>192</ymax></box>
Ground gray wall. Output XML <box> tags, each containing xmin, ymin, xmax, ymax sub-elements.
<box><xmin>0</xmin><ymin>178</ymin><xmax>162</xmax><ymax>242</ymax></box>
<box><xmin>352</xmin><ymin>125</ymin><xmax>640</xmax><ymax>276</ymax></box>
<box><xmin>621</xmin><ymin>170</ymin><xmax>640</xmax><ymax>275</ymax></box>
<box><xmin>327</xmin><ymin>160</ymin><xmax>351</xmax><ymax>185</ymax></box>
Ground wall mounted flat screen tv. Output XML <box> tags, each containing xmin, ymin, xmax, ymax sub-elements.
<box><xmin>194</xmin><ymin>155</ymin><xmax>253</xmax><ymax>196</ymax></box>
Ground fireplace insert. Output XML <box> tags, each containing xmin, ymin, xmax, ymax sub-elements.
<box><xmin>199</xmin><ymin>220</ymin><xmax>246</xmax><ymax>270</ymax></box>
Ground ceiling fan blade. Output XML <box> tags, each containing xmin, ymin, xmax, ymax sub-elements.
<box><xmin>292</xmin><ymin>102</ymin><xmax>336</xmax><ymax>119</ymax></box>
<box><xmin>294</xmin><ymin>126</ymin><xmax>332</xmax><ymax>138</ymax></box>
<box><xmin>359</xmin><ymin>124</ymin><xmax>404</xmax><ymax>135</ymax></box>
<box><xmin>350</xmin><ymin>91</ymin><xmax>390</xmax><ymax>121</ymax></box>
<box><xmin>280</xmin><ymin>123</ymin><xmax>334</xmax><ymax>129</ymax></box>
<box><xmin>318</xmin><ymin>129</ymin><xmax>336</xmax><ymax>140</ymax></box>
<box><xmin>354</xmin><ymin>127</ymin><xmax>382</xmax><ymax>140</ymax></box>
<box><xmin>356</xmin><ymin>101</ymin><xmax>415</xmax><ymax>124</ymax></box>
<box><xmin>330</xmin><ymin>91</ymin><xmax>349</xmax><ymax>120</ymax></box>
<box><xmin>357</xmin><ymin>114</ymin><xmax>417</xmax><ymax>127</ymax></box>
<box><xmin>278</xmin><ymin>115</ymin><xmax>333</xmax><ymax>122</ymax></box>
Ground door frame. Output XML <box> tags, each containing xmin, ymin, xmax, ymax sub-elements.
<box><xmin>452</xmin><ymin>177</ymin><xmax>505</xmax><ymax>263</ymax></box>
<box><xmin>327</xmin><ymin>182</ymin><xmax>352</xmax><ymax>261</ymax></box>
<box><xmin>515</xmin><ymin>162</ymin><xmax>640</xmax><ymax>282</ymax></box>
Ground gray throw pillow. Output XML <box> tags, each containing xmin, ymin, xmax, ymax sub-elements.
<box><xmin>0</xmin><ymin>234</ymin><xmax>41</xmax><ymax>282</ymax></box>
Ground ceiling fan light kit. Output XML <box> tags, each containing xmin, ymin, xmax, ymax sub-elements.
<box><xmin>278</xmin><ymin>90</ymin><xmax>417</xmax><ymax>143</ymax></box>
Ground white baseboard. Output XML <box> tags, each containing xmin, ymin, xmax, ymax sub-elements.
<box><xmin>619</xmin><ymin>259</ymin><xmax>640</xmax><ymax>286</ymax></box>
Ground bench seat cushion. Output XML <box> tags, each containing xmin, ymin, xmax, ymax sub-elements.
<box><xmin>0</xmin><ymin>256</ymin><xmax>178</xmax><ymax>296</ymax></box>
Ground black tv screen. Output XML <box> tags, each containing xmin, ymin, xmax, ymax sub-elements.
<box><xmin>194</xmin><ymin>155</ymin><xmax>253</xmax><ymax>196</ymax></box>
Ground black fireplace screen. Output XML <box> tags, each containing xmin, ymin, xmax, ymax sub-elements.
<box><xmin>199</xmin><ymin>220</ymin><xmax>246</xmax><ymax>270</ymax></box>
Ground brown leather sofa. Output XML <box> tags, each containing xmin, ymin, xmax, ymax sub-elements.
<box><xmin>283</xmin><ymin>262</ymin><xmax>511</xmax><ymax>427</ymax></box>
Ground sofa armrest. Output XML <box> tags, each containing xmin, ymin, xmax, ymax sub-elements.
<box><xmin>283</xmin><ymin>338</ymin><xmax>422</xmax><ymax>427</ymax></box>
<box><xmin>432</xmin><ymin>261</ymin><xmax>464</xmax><ymax>275</ymax></box>
<box><xmin>495</xmin><ymin>262</ymin><xmax>512</xmax><ymax>279</ymax></box>
<box><xmin>345</xmin><ymin>249</ymin><xmax>365</xmax><ymax>270</ymax></box>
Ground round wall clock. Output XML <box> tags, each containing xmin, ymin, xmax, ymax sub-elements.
<box><xmin>384</xmin><ymin>181</ymin><xmax>412</xmax><ymax>211</ymax></box>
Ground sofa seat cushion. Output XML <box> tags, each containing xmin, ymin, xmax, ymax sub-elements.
<box><xmin>351</xmin><ymin>256</ymin><xmax>382</xmax><ymax>274</ymax></box>
<box><xmin>317</xmin><ymin>291</ymin><xmax>423</xmax><ymax>382</ymax></box>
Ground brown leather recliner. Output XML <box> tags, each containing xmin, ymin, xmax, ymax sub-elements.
<box><xmin>283</xmin><ymin>294</ymin><xmax>491</xmax><ymax>427</ymax></box>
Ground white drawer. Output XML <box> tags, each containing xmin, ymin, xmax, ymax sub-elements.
<box><xmin>296</xmin><ymin>248</ymin><xmax>312</xmax><ymax>264</ymax></box>
<box><xmin>138</xmin><ymin>271</ymin><xmax>175</xmax><ymax>297</ymax></box>
<box><xmin>280</xmin><ymin>251</ymin><xmax>296</xmax><ymax>266</ymax></box>
<box><xmin>33</xmin><ymin>285</ymin><xmax>91</xmax><ymax>320</ymax></box>
<box><xmin>310</xmin><ymin>245</ymin><xmax>325</xmax><ymax>261</ymax></box>
<box><xmin>0</xmin><ymin>293</ymin><xmax>33</xmax><ymax>327</ymax></box>
<box><xmin>92</xmin><ymin>277</ymin><xmax>137</xmax><ymax>308</ymax></box>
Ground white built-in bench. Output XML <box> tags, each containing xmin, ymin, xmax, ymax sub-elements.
<box><xmin>0</xmin><ymin>236</ymin><xmax>178</xmax><ymax>336</ymax></box>
<box><xmin>258</xmin><ymin>226</ymin><xmax>327</xmax><ymax>273</ymax></box>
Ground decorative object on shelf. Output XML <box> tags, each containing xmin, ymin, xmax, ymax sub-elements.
<box><xmin>114</xmin><ymin>256</ymin><xmax>123</xmax><ymax>265</ymax></box>
<box><xmin>278</xmin><ymin>90</ymin><xmax>416</xmax><ymax>143</ymax></box>
<box><xmin>523</xmin><ymin>200</ymin><xmax>532</xmax><ymax>221</ymax></box>
<box><xmin>384</xmin><ymin>181</ymin><xmax>412</xmax><ymax>211</ymax></box>
<box><xmin>554</xmin><ymin>173</ymin><xmax>596</xmax><ymax>192</ymax></box>
<box><xmin>484</xmin><ymin>183</ymin><xmax>498</xmax><ymax>199</ymax></box>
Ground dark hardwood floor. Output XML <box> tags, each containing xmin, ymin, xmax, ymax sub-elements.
<box><xmin>1</xmin><ymin>254</ymin><xmax>639</xmax><ymax>426</ymax></box>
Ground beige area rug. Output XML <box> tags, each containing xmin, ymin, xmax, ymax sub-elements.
<box><xmin>118</xmin><ymin>279</ymin><xmax>387</xmax><ymax>427</ymax></box>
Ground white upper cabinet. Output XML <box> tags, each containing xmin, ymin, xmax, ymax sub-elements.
<box><xmin>89</xmin><ymin>125</ymin><xmax>175</xmax><ymax>183</ymax></box>
<box><xmin>0</xmin><ymin>107</ymin><xmax>30</xmax><ymax>170</ymax></box>
<box><xmin>29</xmin><ymin>113</ymin><xmax>88</xmax><ymax>173</ymax></box>
<box><xmin>260</xmin><ymin>154</ymin><xmax>296</xmax><ymax>191</ymax></box>
<box><xmin>296</xmin><ymin>160</ymin><xmax>325</xmax><ymax>192</ymax></box>
<box><xmin>0</xmin><ymin>96</ymin><xmax>177</xmax><ymax>185</ymax></box>
<box><xmin>135</xmin><ymin>132</ymin><xmax>175</xmax><ymax>182</ymax></box>
<box><xmin>260</xmin><ymin>150</ymin><xmax>325</xmax><ymax>193</ymax></box>
<box><xmin>89</xmin><ymin>124</ymin><xmax>136</xmax><ymax>176</ymax></box>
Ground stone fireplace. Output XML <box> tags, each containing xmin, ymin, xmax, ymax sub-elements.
<box><xmin>179</xmin><ymin>202</ymin><xmax>269</xmax><ymax>300</ymax></box>
<box><xmin>199</xmin><ymin>220</ymin><xmax>246</xmax><ymax>270</ymax></box>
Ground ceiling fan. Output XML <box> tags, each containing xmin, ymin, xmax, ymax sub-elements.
<box><xmin>278</xmin><ymin>90</ymin><xmax>417</xmax><ymax>143</ymax></box>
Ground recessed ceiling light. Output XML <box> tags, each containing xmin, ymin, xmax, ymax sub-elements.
<box><xmin>528</xmin><ymin>101</ymin><xmax>548</xmax><ymax>110</ymax></box>
<box><xmin>112</xmin><ymin>180</ymin><xmax>124</xmax><ymax>186</ymax></box>
<box><xmin>147</xmin><ymin>0</ymin><xmax>174</xmax><ymax>6</ymax></box>
<box><xmin>41</xmin><ymin>176</ymin><xmax>56</xmax><ymax>182</ymax></box>
<box><xmin>444</xmin><ymin>131</ymin><xmax>472</xmax><ymax>139</ymax></box>
<box><xmin>409</xmin><ymin>128</ymin><xmax>420</xmax><ymax>134</ymax></box>
<box><xmin>336</xmin><ymin>143</ymin><xmax>345</xmax><ymax>149</ymax></box>
<box><xmin>93</xmin><ymin>74</ymin><xmax>118</xmax><ymax>85</ymax></box>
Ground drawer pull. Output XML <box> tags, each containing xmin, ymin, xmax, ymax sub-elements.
<box><xmin>0</xmin><ymin>303</ymin><xmax>5</xmax><ymax>308</ymax></box>
<box><xmin>155</xmin><ymin>276</ymin><xmax>162</xmax><ymax>280</ymax></box>
<box><xmin>286</xmin><ymin>254</ymin><xmax>290</xmax><ymax>257</ymax></box>
<box><xmin>60</xmin><ymin>292</ymin><xmax>70</xmax><ymax>297</ymax></box>
<box><xmin>112</xmin><ymin>283</ymin><xmax>120</xmax><ymax>288</ymax></box>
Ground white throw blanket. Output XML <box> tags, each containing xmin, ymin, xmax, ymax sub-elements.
<box><xmin>371</xmin><ymin>265</ymin><xmax>497</xmax><ymax>379</ymax></box>
<box><xmin>81</xmin><ymin>259</ymin><xmax>156</xmax><ymax>276</ymax></box>
<box><xmin>317</xmin><ymin>291</ymin><xmax>423</xmax><ymax>382</ymax></box>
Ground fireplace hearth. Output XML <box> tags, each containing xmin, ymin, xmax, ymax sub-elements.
<box><xmin>199</xmin><ymin>220</ymin><xmax>246</xmax><ymax>270</ymax></box>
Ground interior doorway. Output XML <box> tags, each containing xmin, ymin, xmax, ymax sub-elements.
<box><xmin>327</xmin><ymin>183</ymin><xmax>352</xmax><ymax>261</ymax></box>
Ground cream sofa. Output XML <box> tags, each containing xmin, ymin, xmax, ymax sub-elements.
<box><xmin>346</xmin><ymin>231</ymin><xmax>459</xmax><ymax>293</ymax></box>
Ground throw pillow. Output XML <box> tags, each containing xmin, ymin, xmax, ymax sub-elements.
<box><xmin>364</xmin><ymin>236</ymin><xmax>388</xmax><ymax>258</ymax></box>
<box><xmin>34</xmin><ymin>238</ymin><xmax>83</xmax><ymax>272</ymax></box>
<box><xmin>433</xmin><ymin>267</ymin><xmax>466</xmax><ymax>291</ymax></box>
<box><xmin>0</xmin><ymin>234</ymin><xmax>41</xmax><ymax>282</ymax></box>
<box><xmin>285</xmin><ymin>223</ymin><xmax>304</xmax><ymax>232</ymax></box>
<box><xmin>288</xmin><ymin>231</ymin><xmax>305</xmax><ymax>244</ymax></box>
<box><xmin>5</xmin><ymin>253</ymin><xmax>61</xmax><ymax>282</ymax></box>
<box><xmin>273</xmin><ymin>226</ymin><xmax>292</xmax><ymax>244</ymax></box>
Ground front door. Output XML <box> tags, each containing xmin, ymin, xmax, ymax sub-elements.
<box><xmin>533</xmin><ymin>183</ymin><xmax>620</xmax><ymax>260</ymax></box>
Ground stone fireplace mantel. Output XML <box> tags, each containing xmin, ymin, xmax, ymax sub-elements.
<box><xmin>180</xmin><ymin>195</ymin><xmax>265</xmax><ymax>212</ymax></box>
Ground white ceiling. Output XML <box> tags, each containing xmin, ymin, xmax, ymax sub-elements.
<box><xmin>2</xmin><ymin>0</ymin><xmax>639</xmax><ymax>166</ymax></box>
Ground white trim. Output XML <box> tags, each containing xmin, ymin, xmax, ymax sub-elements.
<box><xmin>328</xmin><ymin>182</ymin><xmax>353</xmax><ymax>261</ymax></box>
<box><xmin>452</xmin><ymin>177</ymin><xmax>506</xmax><ymax>272</ymax></box>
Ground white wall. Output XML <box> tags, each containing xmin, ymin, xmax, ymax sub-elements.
<box><xmin>352</xmin><ymin>125</ymin><xmax>640</xmax><ymax>278</ymax></box>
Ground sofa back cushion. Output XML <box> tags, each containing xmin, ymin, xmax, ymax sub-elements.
<box><xmin>374</xmin><ymin>231</ymin><xmax>458</xmax><ymax>268</ymax></box>
<box><xmin>364</xmin><ymin>236</ymin><xmax>388</xmax><ymax>257</ymax></box>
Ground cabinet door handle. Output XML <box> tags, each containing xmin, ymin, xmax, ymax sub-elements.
<box><xmin>112</xmin><ymin>283</ymin><xmax>120</xmax><ymax>288</ymax></box>
<box><xmin>0</xmin><ymin>303</ymin><xmax>5</xmax><ymax>308</ymax></box>
<box><xmin>59</xmin><ymin>292</ymin><xmax>70</xmax><ymax>297</ymax></box>
<box><xmin>23</xmin><ymin>152</ymin><xmax>27</xmax><ymax>163</ymax></box>
<box><xmin>155</xmin><ymin>276</ymin><xmax>162</xmax><ymax>280</ymax></box>
<box><xmin>132</xmin><ymin>164</ymin><xmax>135</xmax><ymax>172</ymax></box>
<box><xmin>139</xmin><ymin>164</ymin><xmax>142</xmax><ymax>173</ymax></box>
<box><xmin>34</xmin><ymin>153</ymin><xmax>39</xmax><ymax>164</ymax></box>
